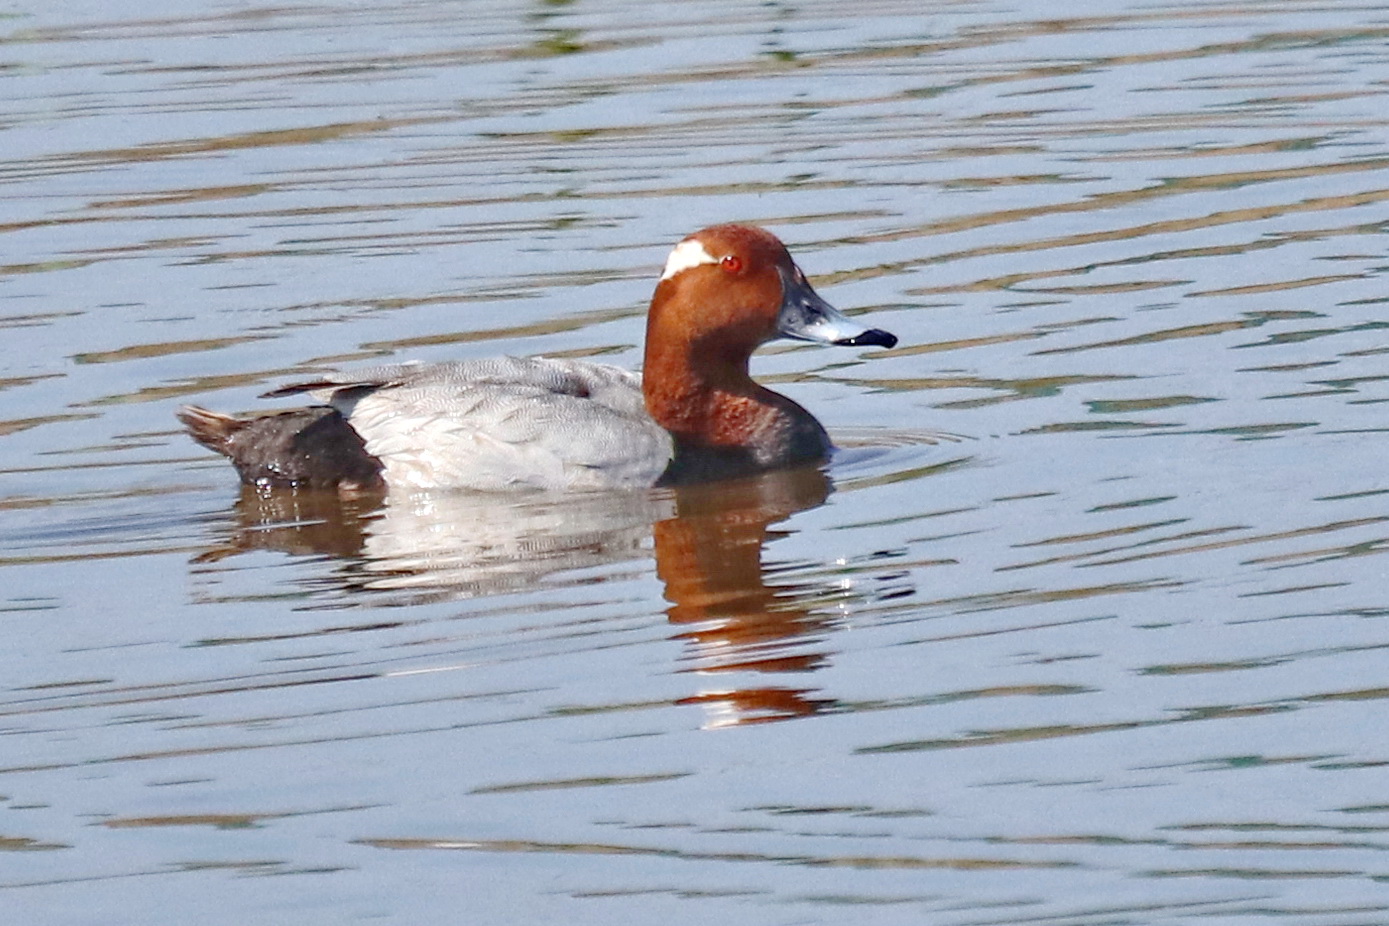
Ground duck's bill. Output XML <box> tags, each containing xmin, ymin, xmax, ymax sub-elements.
<box><xmin>776</xmin><ymin>266</ymin><xmax>897</xmax><ymax>349</ymax></box>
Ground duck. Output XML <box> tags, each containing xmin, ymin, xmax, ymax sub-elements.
<box><xmin>178</xmin><ymin>223</ymin><xmax>897</xmax><ymax>493</ymax></box>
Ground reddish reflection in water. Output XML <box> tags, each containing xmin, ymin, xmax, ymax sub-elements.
<box><xmin>656</xmin><ymin>467</ymin><xmax>839</xmax><ymax>725</ymax></box>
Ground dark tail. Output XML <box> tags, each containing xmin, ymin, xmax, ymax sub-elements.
<box><xmin>177</xmin><ymin>404</ymin><xmax>383</xmax><ymax>492</ymax></box>
<box><xmin>177</xmin><ymin>405</ymin><xmax>243</xmax><ymax>456</ymax></box>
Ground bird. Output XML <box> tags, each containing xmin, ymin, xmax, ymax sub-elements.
<box><xmin>178</xmin><ymin>223</ymin><xmax>896</xmax><ymax>493</ymax></box>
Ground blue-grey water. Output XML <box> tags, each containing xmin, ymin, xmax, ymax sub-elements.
<box><xmin>4</xmin><ymin>1</ymin><xmax>1389</xmax><ymax>924</ymax></box>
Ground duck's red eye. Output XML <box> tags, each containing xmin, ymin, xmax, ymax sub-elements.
<box><xmin>720</xmin><ymin>255</ymin><xmax>743</xmax><ymax>274</ymax></box>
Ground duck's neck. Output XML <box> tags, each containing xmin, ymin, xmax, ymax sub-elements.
<box><xmin>643</xmin><ymin>335</ymin><xmax>830</xmax><ymax>485</ymax></box>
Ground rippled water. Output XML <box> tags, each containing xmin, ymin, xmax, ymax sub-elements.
<box><xmin>4</xmin><ymin>1</ymin><xmax>1389</xmax><ymax>923</ymax></box>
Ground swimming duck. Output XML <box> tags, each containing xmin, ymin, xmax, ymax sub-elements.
<box><xmin>178</xmin><ymin>223</ymin><xmax>896</xmax><ymax>492</ymax></box>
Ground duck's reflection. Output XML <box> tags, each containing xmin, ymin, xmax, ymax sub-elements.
<box><xmin>654</xmin><ymin>468</ymin><xmax>840</xmax><ymax>725</ymax></box>
<box><xmin>197</xmin><ymin>466</ymin><xmax>854</xmax><ymax>725</ymax></box>
<box><xmin>199</xmin><ymin>483</ymin><xmax>671</xmax><ymax>599</ymax></box>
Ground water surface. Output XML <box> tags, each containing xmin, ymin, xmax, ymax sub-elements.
<box><xmin>4</xmin><ymin>1</ymin><xmax>1389</xmax><ymax>924</ymax></box>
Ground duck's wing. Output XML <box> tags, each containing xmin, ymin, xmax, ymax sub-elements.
<box><xmin>269</xmin><ymin>358</ymin><xmax>672</xmax><ymax>491</ymax></box>
<box><xmin>261</xmin><ymin>360</ymin><xmax>431</xmax><ymax>401</ymax></box>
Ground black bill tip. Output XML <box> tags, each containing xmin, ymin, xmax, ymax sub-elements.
<box><xmin>833</xmin><ymin>328</ymin><xmax>897</xmax><ymax>349</ymax></box>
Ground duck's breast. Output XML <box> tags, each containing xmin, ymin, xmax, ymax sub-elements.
<box><xmin>305</xmin><ymin>357</ymin><xmax>671</xmax><ymax>491</ymax></box>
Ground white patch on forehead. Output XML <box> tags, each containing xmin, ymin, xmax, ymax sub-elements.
<box><xmin>660</xmin><ymin>238</ymin><xmax>719</xmax><ymax>281</ymax></box>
